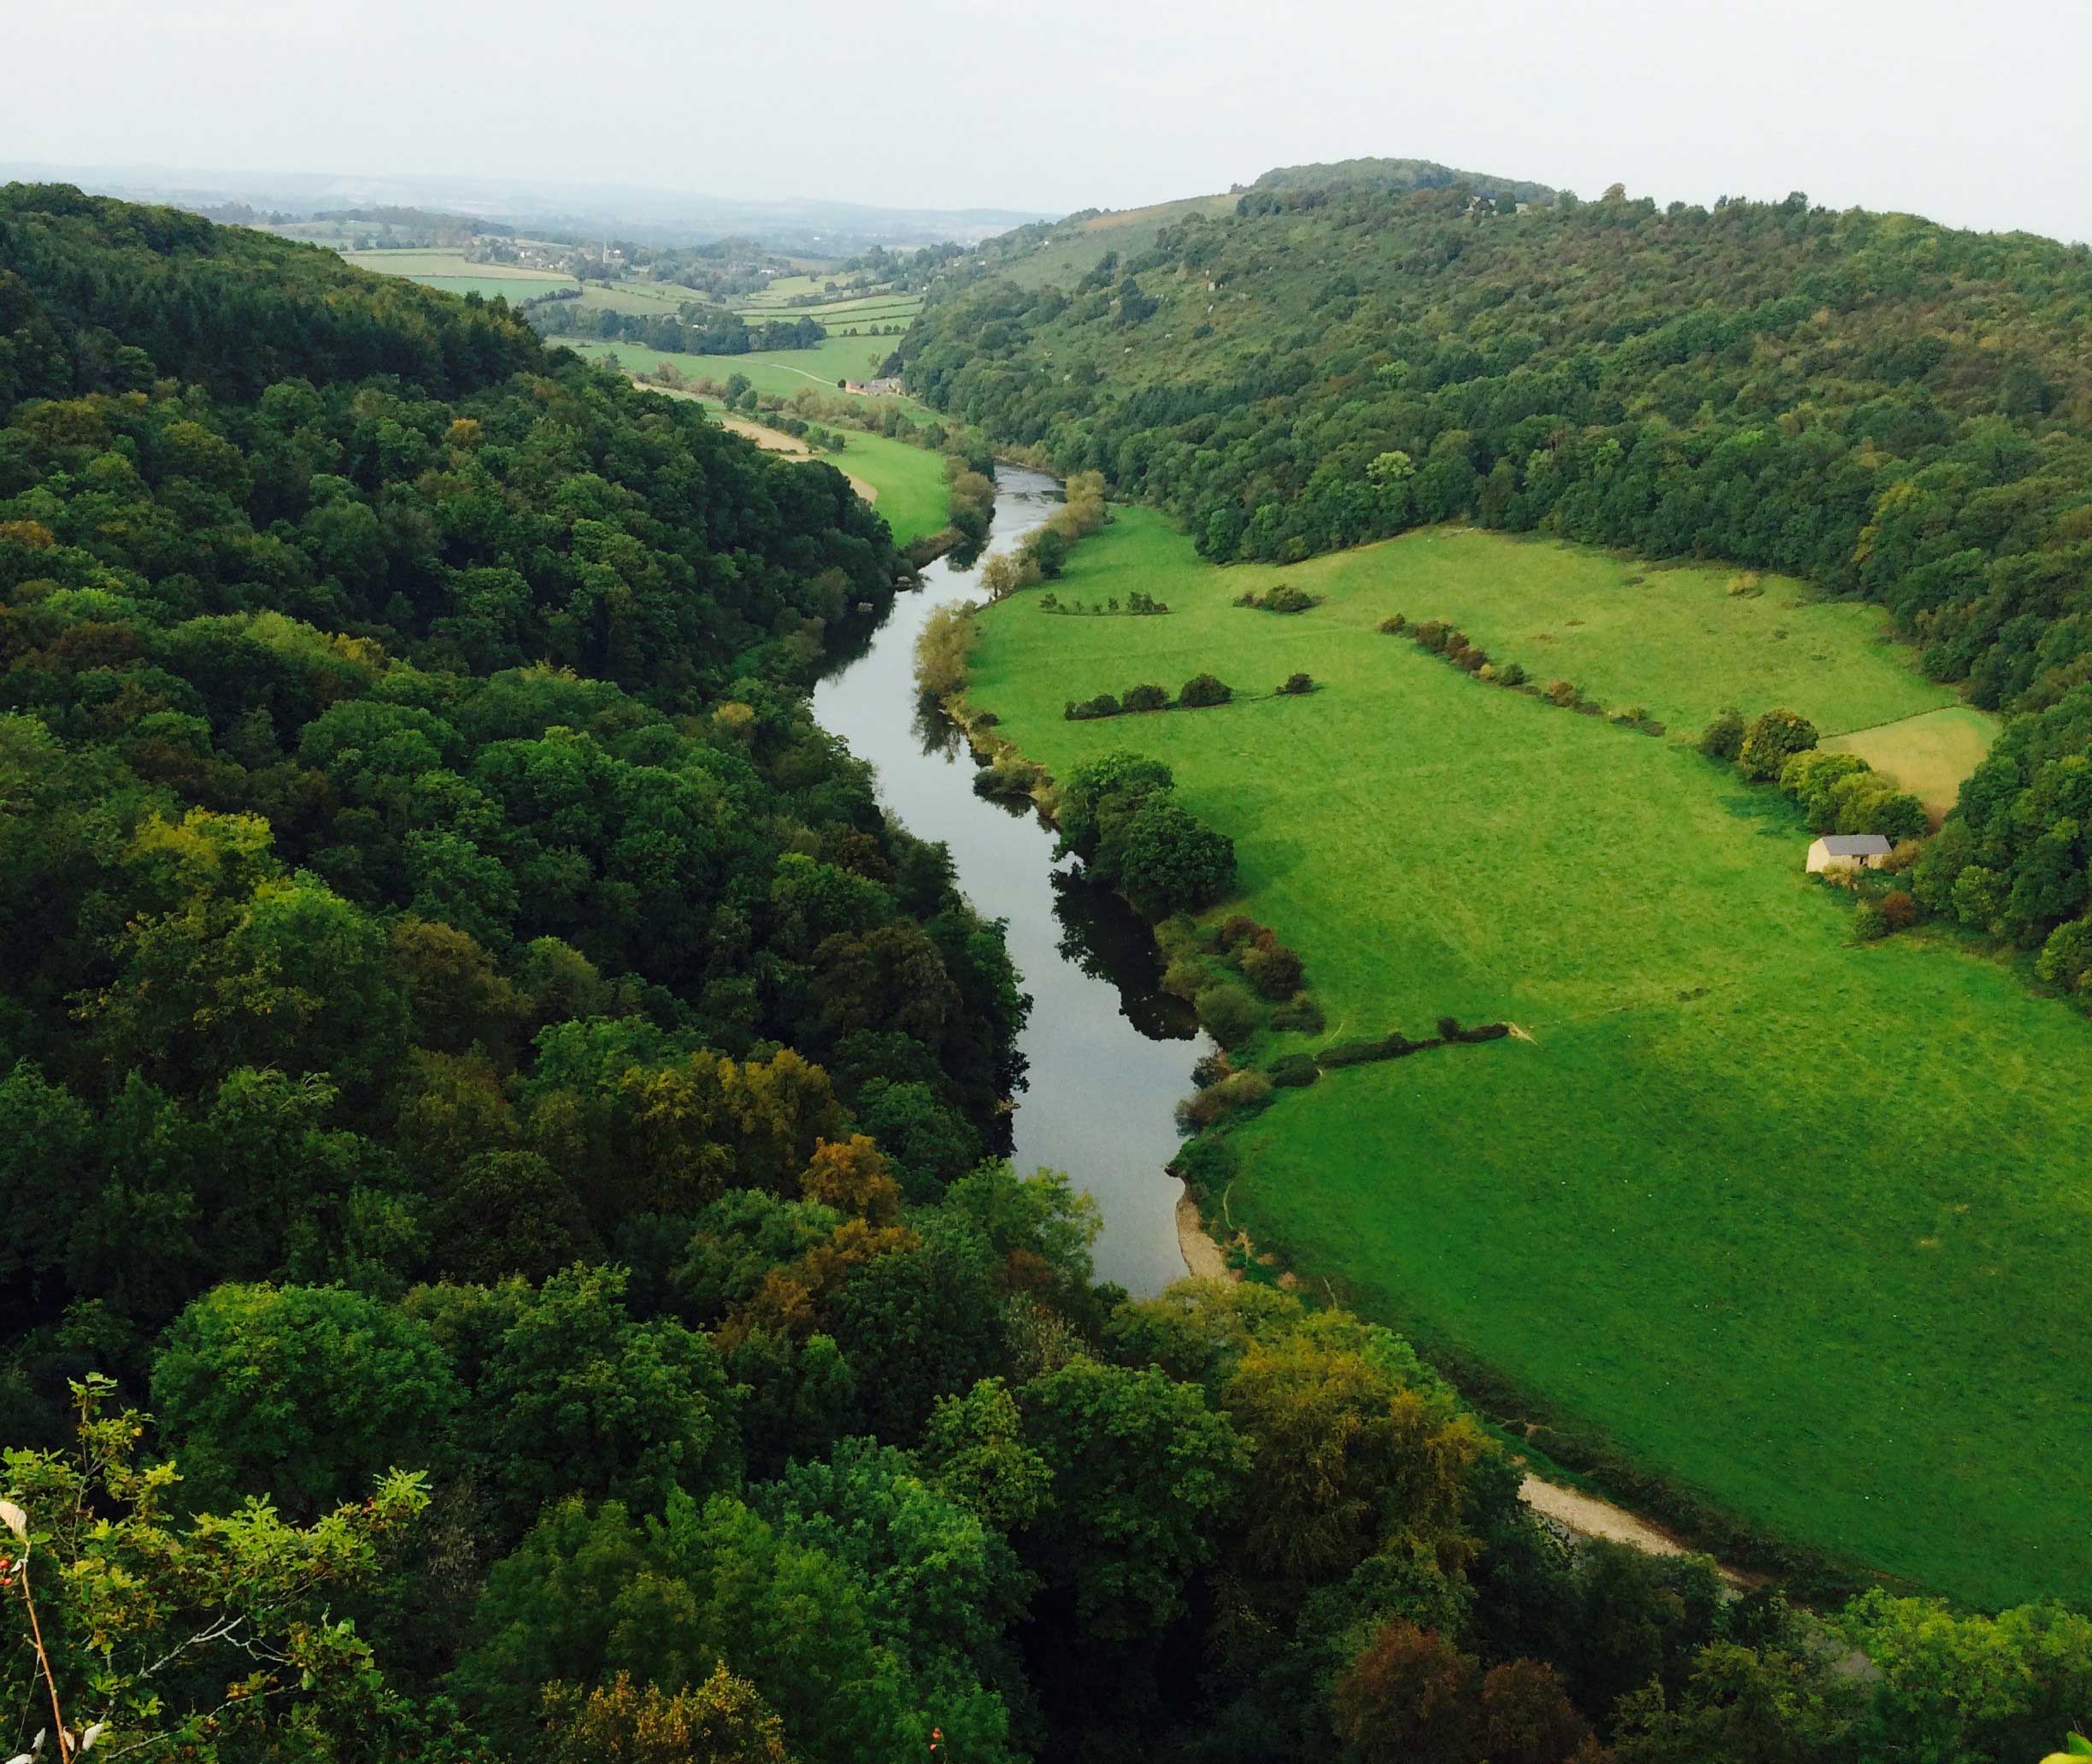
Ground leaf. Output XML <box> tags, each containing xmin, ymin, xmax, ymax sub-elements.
<box><xmin>2066</xmin><ymin>1738</ymin><xmax>2092</xmax><ymax>1758</ymax></box>
<box><xmin>0</xmin><ymin>1498</ymin><xmax>25</xmax><ymax>1540</ymax></box>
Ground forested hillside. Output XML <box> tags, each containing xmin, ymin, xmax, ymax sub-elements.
<box><xmin>902</xmin><ymin>176</ymin><xmax>2092</xmax><ymax>980</ymax></box>
<box><xmin>3</xmin><ymin>186</ymin><xmax>2089</xmax><ymax>1763</ymax></box>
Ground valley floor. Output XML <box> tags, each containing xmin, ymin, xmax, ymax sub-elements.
<box><xmin>968</xmin><ymin>509</ymin><xmax>2089</xmax><ymax>1607</ymax></box>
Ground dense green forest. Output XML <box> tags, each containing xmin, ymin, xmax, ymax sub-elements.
<box><xmin>3</xmin><ymin>185</ymin><xmax>2090</xmax><ymax>1762</ymax></box>
<box><xmin>903</xmin><ymin>178</ymin><xmax>2092</xmax><ymax>985</ymax></box>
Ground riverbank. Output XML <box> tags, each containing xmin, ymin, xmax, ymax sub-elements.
<box><xmin>808</xmin><ymin>466</ymin><xmax>1197</xmax><ymax>1294</ymax></box>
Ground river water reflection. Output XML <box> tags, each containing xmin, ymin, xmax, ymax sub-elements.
<box><xmin>811</xmin><ymin>467</ymin><xmax>1204</xmax><ymax>1293</ymax></box>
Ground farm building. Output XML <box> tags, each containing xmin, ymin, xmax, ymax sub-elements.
<box><xmin>843</xmin><ymin>377</ymin><xmax>906</xmax><ymax>397</ymax></box>
<box><xmin>1805</xmin><ymin>833</ymin><xmax>1894</xmax><ymax>873</ymax></box>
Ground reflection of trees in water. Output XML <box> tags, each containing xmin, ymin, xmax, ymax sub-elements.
<box><xmin>911</xmin><ymin>691</ymin><xmax>967</xmax><ymax>760</ymax></box>
<box><xmin>1050</xmin><ymin>872</ymin><xmax>1200</xmax><ymax>1041</ymax></box>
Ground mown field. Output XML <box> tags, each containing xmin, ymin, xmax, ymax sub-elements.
<box><xmin>967</xmin><ymin>509</ymin><xmax>2089</xmax><ymax>1607</ymax></box>
<box><xmin>1825</xmin><ymin>706</ymin><xmax>2002</xmax><ymax>820</ymax></box>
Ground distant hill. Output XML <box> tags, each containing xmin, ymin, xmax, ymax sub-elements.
<box><xmin>1243</xmin><ymin>155</ymin><xmax>1559</xmax><ymax>207</ymax></box>
<box><xmin>0</xmin><ymin>162</ymin><xmax>1052</xmax><ymax>253</ymax></box>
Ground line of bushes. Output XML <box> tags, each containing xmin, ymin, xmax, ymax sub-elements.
<box><xmin>1066</xmin><ymin>671</ymin><xmax>1316</xmax><ymax>722</ymax></box>
<box><xmin>1384</xmin><ymin>613</ymin><xmax>1666</xmax><ymax>736</ymax></box>
<box><xmin>1038</xmin><ymin>588</ymin><xmax>1168</xmax><ymax>614</ymax></box>
<box><xmin>1317</xmin><ymin>1014</ymin><xmax>1510</xmax><ymax>1070</ymax></box>
<box><xmin>1067</xmin><ymin>672</ymin><xmax>1232</xmax><ymax>720</ymax></box>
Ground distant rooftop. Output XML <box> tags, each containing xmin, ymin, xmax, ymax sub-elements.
<box><xmin>1817</xmin><ymin>834</ymin><xmax>1894</xmax><ymax>856</ymax></box>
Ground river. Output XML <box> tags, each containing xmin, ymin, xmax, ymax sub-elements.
<box><xmin>811</xmin><ymin>466</ymin><xmax>1204</xmax><ymax>1294</ymax></box>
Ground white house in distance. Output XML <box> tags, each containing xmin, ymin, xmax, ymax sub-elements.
<box><xmin>1806</xmin><ymin>832</ymin><xmax>1894</xmax><ymax>873</ymax></box>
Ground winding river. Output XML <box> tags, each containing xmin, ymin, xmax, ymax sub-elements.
<box><xmin>812</xmin><ymin>467</ymin><xmax>1204</xmax><ymax>1294</ymax></box>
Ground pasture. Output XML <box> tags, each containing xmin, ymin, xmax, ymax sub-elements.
<box><xmin>967</xmin><ymin>509</ymin><xmax>2092</xmax><ymax>1607</ymax></box>
<box><xmin>339</xmin><ymin>249</ymin><xmax>578</xmax><ymax>302</ymax></box>
<box><xmin>555</xmin><ymin>335</ymin><xmax>930</xmax><ymax>410</ymax></box>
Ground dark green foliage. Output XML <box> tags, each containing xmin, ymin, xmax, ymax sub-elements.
<box><xmin>1054</xmin><ymin>749</ymin><xmax>1236</xmax><ymax>916</ymax></box>
<box><xmin>1278</xmin><ymin>671</ymin><xmax>1315</xmax><ymax>695</ymax></box>
<box><xmin>1737</xmin><ymin>708</ymin><xmax>1819</xmax><ymax>782</ymax></box>
<box><xmin>1267</xmin><ymin>1052</ymin><xmax>1319</xmax><ymax>1088</ymax></box>
<box><xmin>1699</xmin><ymin>709</ymin><xmax>1747</xmax><ymax>760</ymax></box>
<box><xmin>1123</xmin><ymin>682</ymin><xmax>1170</xmax><ymax>711</ymax></box>
<box><xmin>1178</xmin><ymin>672</ymin><xmax>1233</xmax><ymax>708</ymax></box>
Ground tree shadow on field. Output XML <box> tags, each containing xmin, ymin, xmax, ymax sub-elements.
<box><xmin>1717</xmin><ymin>791</ymin><xmax>1801</xmax><ymax>839</ymax></box>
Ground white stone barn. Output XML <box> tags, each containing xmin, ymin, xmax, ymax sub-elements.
<box><xmin>1805</xmin><ymin>833</ymin><xmax>1894</xmax><ymax>873</ymax></box>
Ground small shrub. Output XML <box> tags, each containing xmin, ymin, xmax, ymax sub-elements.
<box><xmin>1161</xmin><ymin>957</ymin><xmax>1206</xmax><ymax>1000</ymax></box>
<box><xmin>1278</xmin><ymin>672</ymin><xmax>1314</xmax><ymax>696</ymax></box>
<box><xmin>1239</xmin><ymin>942</ymin><xmax>1305</xmax><ymax>1000</ymax></box>
<box><xmin>1193</xmin><ymin>981</ymin><xmax>1259</xmax><ymax>1047</ymax></box>
<box><xmin>1190</xmin><ymin>1050</ymin><xmax>1232</xmax><ymax>1089</ymax></box>
<box><xmin>1698</xmin><ymin>709</ymin><xmax>1746</xmax><ymax>760</ymax></box>
<box><xmin>1216</xmin><ymin>914</ymin><xmax>1262</xmax><ymax>952</ymax></box>
<box><xmin>1879</xmin><ymin>890</ymin><xmax>1921</xmax><ymax>932</ymax></box>
<box><xmin>1413</xmin><ymin>620</ymin><xmax>1451</xmax><ymax>653</ymax></box>
<box><xmin>1122</xmin><ymin>683</ymin><xmax>1170</xmax><ymax>712</ymax></box>
<box><xmin>1496</xmin><ymin>661</ymin><xmax>1527</xmax><ymax>687</ymax></box>
<box><xmin>1853</xmin><ymin>901</ymin><xmax>1889</xmax><ymax>941</ymax></box>
<box><xmin>1266</xmin><ymin>585</ymin><xmax>1312</xmax><ymax>614</ymax></box>
<box><xmin>1456</xmin><ymin>647</ymin><xmax>1488</xmax><ymax>673</ymax></box>
<box><xmin>1378</xmin><ymin>613</ymin><xmax>1407</xmax><ymax>634</ymax></box>
<box><xmin>1268</xmin><ymin>991</ymin><xmax>1325</xmax><ymax>1034</ymax></box>
<box><xmin>1545</xmin><ymin>679</ymin><xmax>1579</xmax><ymax>709</ymax></box>
<box><xmin>1064</xmin><ymin>692</ymin><xmax>1122</xmax><ymax>721</ymax></box>
<box><xmin>1267</xmin><ymin>1053</ymin><xmax>1319</xmax><ymax>1088</ymax></box>
<box><xmin>1178</xmin><ymin>673</ymin><xmax>1233</xmax><ymax>709</ymax></box>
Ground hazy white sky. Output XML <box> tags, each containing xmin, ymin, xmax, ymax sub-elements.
<box><xmin>9</xmin><ymin>0</ymin><xmax>2089</xmax><ymax>241</ymax></box>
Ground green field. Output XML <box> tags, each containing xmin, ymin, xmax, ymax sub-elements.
<box><xmin>339</xmin><ymin>250</ymin><xmax>578</xmax><ymax>302</ymax></box>
<box><xmin>554</xmin><ymin>335</ymin><xmax>931</xmax><ymax>413</ymax></box>
<box><xmin>968</xmin><ymin>509</ymin><xmax>2092</xmax><ymax>1607</ymax></box>
<box><xmin>1825</xmin><ymin>706</ymin><xmax>2001</xmax><ymax>820</ymax></box>
<box><xmin>572</xmin><ymin>280</ymin><xmax>710</xmax><ymax>315</ymax></box>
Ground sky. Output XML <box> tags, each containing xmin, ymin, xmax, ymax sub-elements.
<box><xmin>8</xmin><ymin>0</ymin><xmax>2090</xmax><ymax>243</ymax></box>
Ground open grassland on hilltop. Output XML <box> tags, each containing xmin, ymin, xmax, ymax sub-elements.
<box><xmin>982</xmin><ymin>194</ymin><xmax>1238</xmax><ymax>291</ymax></box>
<box><xmin>967</xmin><ymin>508</ymin><xmax>2085</xmax><ymax>1607</ymax></box>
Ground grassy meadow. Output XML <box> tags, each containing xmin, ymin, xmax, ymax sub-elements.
<box><xmin>338</xmin><ymin>249</ymin><xmax>579</xmax><ymax>303</ymax></box>
<box><xmin>967</xmin><ymin>509</ymin><xmax>2089</xmax><ymax>1607</ymax></box>
<box><xmin>555</xmin><ymin>334</ymin><xmax>914</xmax><ymax>405</ymax></box>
